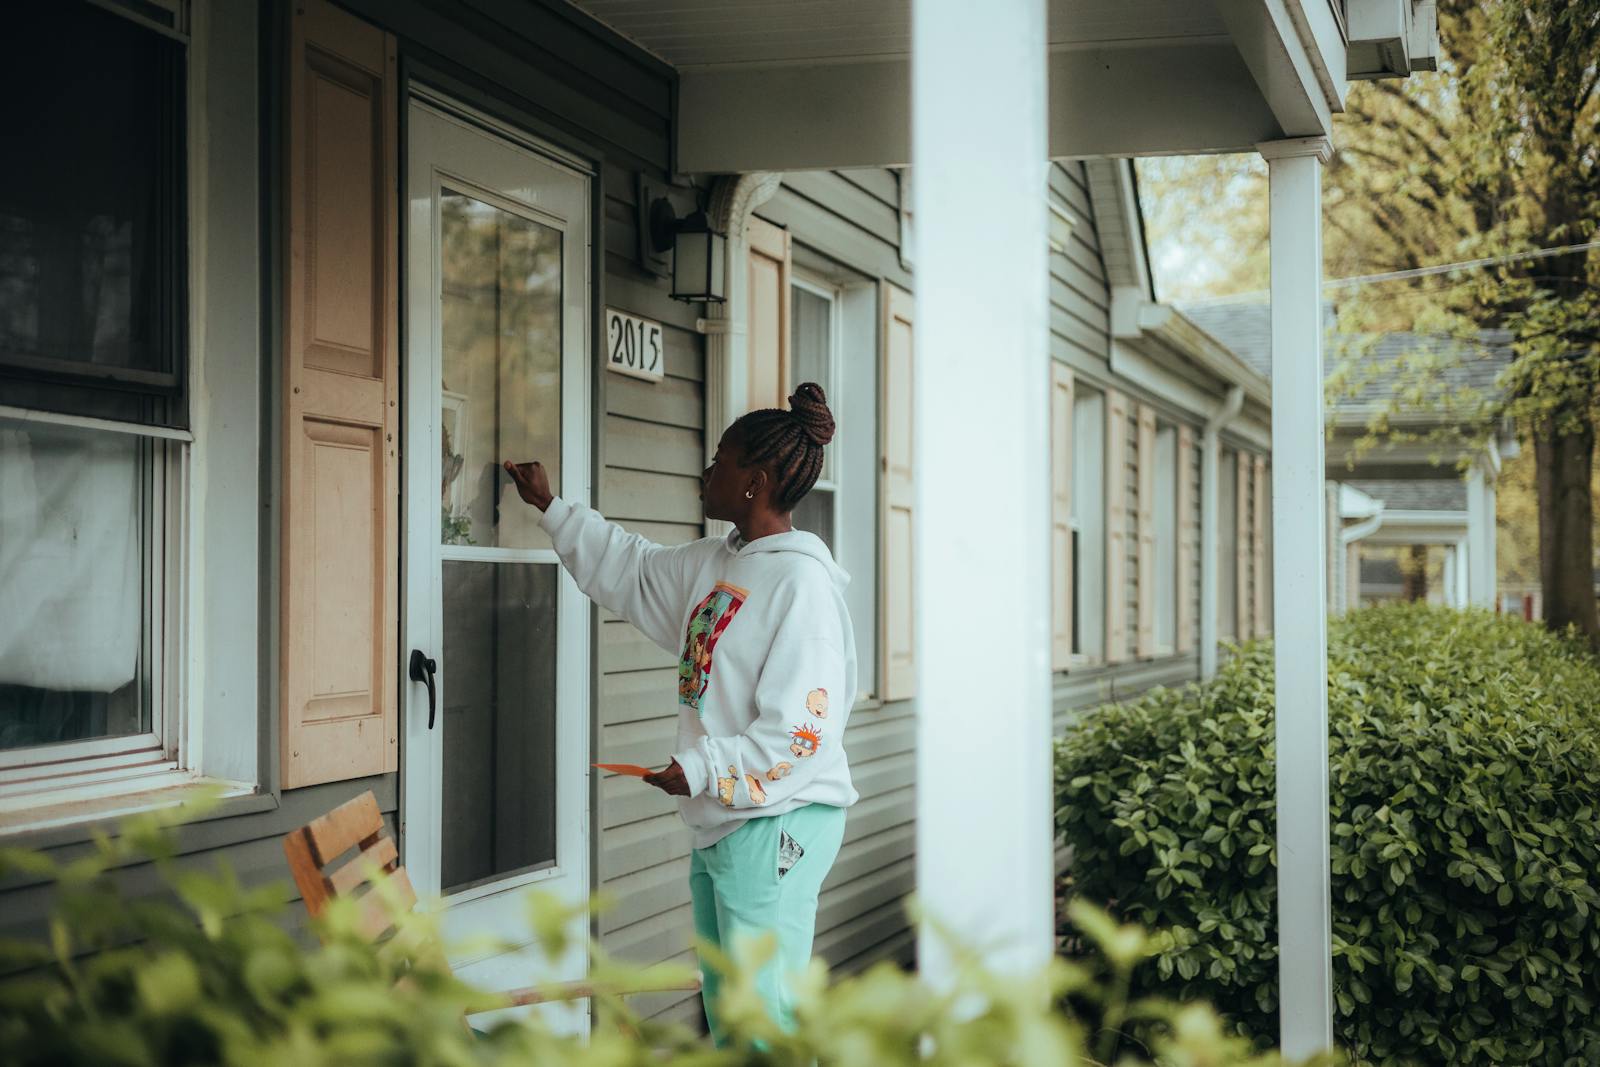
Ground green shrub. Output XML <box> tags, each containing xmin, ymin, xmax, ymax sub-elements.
<box><xmin>1055</xmin><ymin>603</ymin><xmax>1600</xmax><ymax>1066</ymax></box>
<box><xmin>0</xmin><ymin>802</ymin><xmax>1319</xmax><ymax>1066</ymax></box>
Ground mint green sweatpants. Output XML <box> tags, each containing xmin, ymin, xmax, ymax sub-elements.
<box><xmin>688</xmin><ymin>803</ymin><xmax>847</xmax><ymax>1045</ymax></box>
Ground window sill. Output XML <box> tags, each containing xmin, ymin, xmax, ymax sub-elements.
<box><xmin>0</xmin><ymin>771</ymin><xmax>264</xmax><ymax>842</ymax></box>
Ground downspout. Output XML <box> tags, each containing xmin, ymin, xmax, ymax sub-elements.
<box><xmin>1200</xmin><ymin>385</ymin><xmax>1245</xmax><ymax>679</ymax></box>
<box><xmin>1338</xmin><ymin>508</ymin><xmax>1386</xmax><ymax>615</ymax></box>
<box><xmin>701</xmin><ymin>172</ymin><xmax>782</xmax><ymax>537</ymax></box>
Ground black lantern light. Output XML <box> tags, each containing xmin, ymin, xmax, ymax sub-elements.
<box><xmin>648</xmin><ymin>197</ymin><xmax>726</xmax><ymax>304</ymax></box>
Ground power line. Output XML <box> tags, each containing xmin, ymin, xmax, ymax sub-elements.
<box><xmin>1326</xmin><ymin>239</ymin><xmax>1600</xmax><ymax>289</ymax></box>
<box><xmin>1180</xmin><ymin>239</ymin><xmax>1600</xmax><ymax>306</ymax></box>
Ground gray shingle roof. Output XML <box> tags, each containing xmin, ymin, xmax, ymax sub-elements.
<box><xmin>1346</xmin><ymin>479</ymin><xmax>1468</xmax><ymax>512</ymax></box>
<box><xmin>1175</xmin><ymin>300</ymin><xmax>1514</xmax><ymax>422</ymax></box>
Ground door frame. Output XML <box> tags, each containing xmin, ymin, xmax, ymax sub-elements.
<box><xmin>398</xmin><ymin>92</ymin><xmax>595</xmax><ymax>937</ymax></box>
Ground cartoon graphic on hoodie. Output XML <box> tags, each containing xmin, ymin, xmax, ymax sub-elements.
<box><xmin>805</xmin><ymin>688</ymin><xmax>829</xmax><ymax>719</ymax></box>
<box><xmin>716</xmin><ymin>765</ymin><xmax>768</xmax><ymax>807</ymax></box>
<box><xmin>789</xmin><ymin>722</ymin><xmax>822</xmax><ymax>759</ymax></box>
<box><xmin>537</xmin><ymin>496</ymin><xmax>858</xmax><ymax>848</ymax></box>
<box><xmin>678</xmin><ymin>582</ymin><xmax>748</xmax><ymax>711</ymax></box>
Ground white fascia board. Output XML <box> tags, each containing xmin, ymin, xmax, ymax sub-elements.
<box><xmin>1214</xmin><ymin>0</ymin><xmax>1335</xmax><ymax>138</ymax></box>
<box><xmin>1133</xmin><ymin>300</ymin><xmax>1273</xmax><ymax>404</ymax></box>
<box><xmin>1109</xmin><ymin>337</ymin><xmax>1224</xmax><ymax>417</ymax></box>
<box><xmin>1361</xmin><ymin>510</ymin><xmax>1469</xmax><ymax>544</ymax></box>
<box><xmin>1116</xmin><ymin>160</ymin><xmax>1152</xmax><ymax>296</ymax></box>
<box><xmin>1282</xmin><ymin>0</ymin><xmax>1348</xmax><ymax>110</ymax></box>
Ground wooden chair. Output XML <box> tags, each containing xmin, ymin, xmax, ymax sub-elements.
<box><xmin>282</xmin><ymin>790</ymin><xmax>701</xmax><ymax>1013</ymax></box>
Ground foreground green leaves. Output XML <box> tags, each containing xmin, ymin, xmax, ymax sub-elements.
<box><xmin>1056</xmin><ymin>604</ymin><xmax>1600</xmax><ymax>1065</ymax></box>
<box><xmin>0</xmin><ymin>800</ymin><xmax>1318</xmax><ymax>1065</ymax></box>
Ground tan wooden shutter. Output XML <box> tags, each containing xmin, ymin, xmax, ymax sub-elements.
<box><xmin>1104</xmin><ymin>389</ymin><xmax>1129</xmax><ymax>663</ymax></box>
<box><xmin>1253</xmin><ymin>453</ymin><xmax>1269</xmax><ymax>636</ymax></box>
<box><xmin>281</xmin><ymin>0</ymin><xmax>399</xmax><ymax>789</ymax></box>
<box><xmin>1176</xmin><ymin>424</ymin><xmax>1196</xmax><ymax>653</ymax></box>
<box><xmin>880</xmin><ymin>284</ymin><xmax>916</xmax><ymax>700</ymax></box>
<box><xmin>1235</xmin><ymin>450</ymin><xmax>1252</xmax><ymax>641</ymax></box>
<box><xmin>1135</xmin><ymin>404</ymin><xmax>1157</xmax><ymax>659</ymax></box>
<box><xmin>1050</xmin><ymin>363</ymin><xmax>1075</xmax><ymax>671</ymax></box>
<box><xmin>747</xmin><ymin>217</ymin><xmax>791</xmax><ymax>412</ymax></box>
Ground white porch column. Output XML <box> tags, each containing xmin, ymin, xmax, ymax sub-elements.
<box><xmin>913</xmin><ymin>0</ymin><xmax>1053</xmax><ymax>983</ymax></box>
<box><xmin>1466</xmin><ymin>464</ymin><xmax>1497</xmax><ymax>607</ymax></box>
<box><xmin>1259</xmin><ymin>136</ymin><xmax>1334</xmax><ymax>1058</ymax></box>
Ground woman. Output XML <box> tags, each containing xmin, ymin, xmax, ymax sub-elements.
<box><xmin>503</xmin><ymin>382</ymin><xmax>857</xmax><ymax>1042</ymax></box>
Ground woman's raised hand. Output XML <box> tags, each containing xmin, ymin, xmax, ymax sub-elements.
<box><xmin>502</xmin><ymin>459</ymin><xmax>554</xmax><ymax>511</ymax></box>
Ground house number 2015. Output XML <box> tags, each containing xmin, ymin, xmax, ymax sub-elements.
<box><xmin>605</xmin><ymin>308</ymin><xmax>664</xmax><ymax>382</ymax></box>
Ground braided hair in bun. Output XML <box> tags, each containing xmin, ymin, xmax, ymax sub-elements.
<box><xmin>729</xmin><ymin>382</ymin><xmax>836</xmax><ymax>512</ymax></box>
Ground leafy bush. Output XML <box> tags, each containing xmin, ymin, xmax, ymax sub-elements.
<box><xmin>1055</xmin><ymin>603</ymin><xmax>1600</xmax><ymax>1065</ymax></box>
<box><xmin>0</xmin><ymin>802</ymin><xmax>1319</xmax><ymax>1066</ymax></box>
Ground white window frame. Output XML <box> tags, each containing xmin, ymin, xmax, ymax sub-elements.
<box><xmin>1070</xmin><ymin>383</ymin><xmax>1107</xmax><ymax>668</ymax></box>
<box><xmin>790</xmin><ymin>272</ymin><xmax>844</xmax><ymax>554</ymax></box>
<box><xmin>1</xmin><ymin>0</ymin><xmax>259</xmax><ymax>828</ymax></box>
<box><xmin>1153</xmin><ymin>419</ymin><xmax>1179</xmax><ymax>657</ymax></box>
<box><xmin>0</xmin><ymin>411</ymin><xmax>188</xmax><ymax>787</ymax></box>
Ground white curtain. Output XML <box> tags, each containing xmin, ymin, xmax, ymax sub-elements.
<box><xmin>0</xmin><ymin>421</ymin><xmax>141</xmax><ymax>692</ymax></box>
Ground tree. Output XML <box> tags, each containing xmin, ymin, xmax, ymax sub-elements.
<box><xmin>1329</xmin><ymin>0</ymin><xmax>1600</xmax><ymax>644</ymax></box>
<box><xmin>1139</xmin><ymin>0</ymin><xmax>1600</xmax><ymax>646</ymax></box>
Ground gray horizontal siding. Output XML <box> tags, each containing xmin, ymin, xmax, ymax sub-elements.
<box><xmin>758</xmin><ymin>169</ymin><xmax>910</xmax><ymax>289</ymax></box>
<box><xmin>0</xmin><ymin>775</ymin><xmax>398</xmax><ymax>949</ymax></box>
<box><xmin>1049</xmin><ymin>163</ymin><xmax>1111</xmax><ymax>369</ymax></box>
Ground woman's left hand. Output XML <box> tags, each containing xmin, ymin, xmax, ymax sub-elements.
<box><xmin>644</xmin><ymin>759</ymin><xmax>689</xmax><ymax>796</ymax></box>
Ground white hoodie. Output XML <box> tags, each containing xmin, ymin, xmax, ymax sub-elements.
<box><xmin>540</xmin><ymin>497</ymin><xmax>858</xmax><ymax>849</ymax></box>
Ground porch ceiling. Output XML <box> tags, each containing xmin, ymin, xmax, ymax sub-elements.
<box><xmin>565</xmin><ymin>0</ymin><xmax>1336</xmax><ymax>170</ymax></box>
<box><xmin>569</xmin><ymin>0</ymin><xmax>1231</xmax><ymax>68</ymax></box>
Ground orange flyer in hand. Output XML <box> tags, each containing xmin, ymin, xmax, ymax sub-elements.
<box><xmin>593</xmin><ymin>762</ymin><xmax>653</xmax><ymax>778</ymax></box>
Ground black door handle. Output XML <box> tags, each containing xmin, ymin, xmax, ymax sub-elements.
<box><xmin>409</xmin><ymin>649</ymin><xmax>438</xmax><ymax>729</ymax></box>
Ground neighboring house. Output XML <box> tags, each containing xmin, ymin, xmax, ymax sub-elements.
<box><xmin>1181</xmin><ymin>300</ymin><xmax>1513</xmax><ymax>614</ymax></box>
<box><xmin>0</xmin><ymin>0</ymin><xmax>1436</xmax><ymax>1049</ymax></box>
<box><xmin>1340</xmin><ymin>480</ymin><xmax>1471</xmax><ymax>608</ymax></box>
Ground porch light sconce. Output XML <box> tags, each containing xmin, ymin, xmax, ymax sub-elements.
<box><xmin>648</xmin><ymin>198</ymin><xmax>726</xmax><ymax>304</ymax></box>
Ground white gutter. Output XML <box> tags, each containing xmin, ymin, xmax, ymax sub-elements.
<box><xmin>1340</xmin><ymin>510</ymin><xmax>1386</xmax><ymax>544</ymax></box>
<box><xmin>1337</xmin><ymin>508</ymin><xmax>1386</xmax><ymax>614</ymax></box>
<box><xmin>1200</xmin><ymin>384</ymin><xmax>1246</xmax><ymax>679</ymax></box>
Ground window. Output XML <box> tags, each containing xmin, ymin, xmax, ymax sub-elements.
<box><xmin>1218</xmin><ymin>446</ymin><xmax>1239</xmax><ymax>638</ymax></box>
<box><xmin>1154</xmin><ymin>422</ymin><xmax>1178</xmax><ymax>654</ymax></box>
<box><xmin>790</xmin><ymin>279</ymin><xmax>839</xmax><ymax>552</ymax></box>
<box><xmin>1071</xmin><ymin>387</ymin><xmax>1106</xmax><ymax>662</ymax></box>
<box><xmin>782</xmin><ymin>269</ymin><xmax>878</xmax><ymax>700</ymax></box>
<box><xmin>0</xmin><ymin>3</ymin><xmax>188</xmax><ymax>787</ymax></box>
